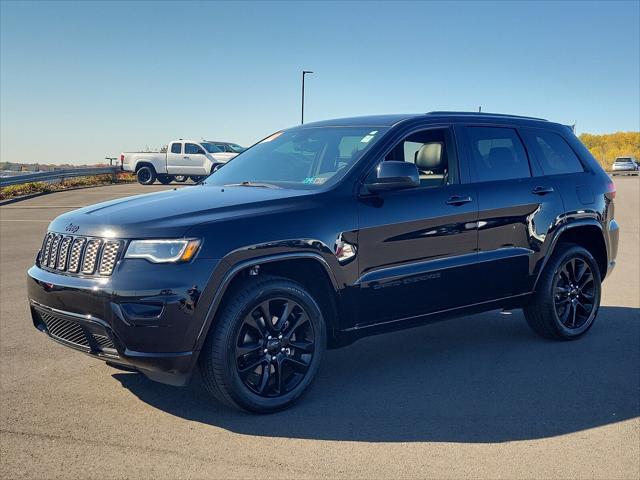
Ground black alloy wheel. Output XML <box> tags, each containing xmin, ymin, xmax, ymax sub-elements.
<box><xmin>553</xmin><ymin>257</ymin><xmax>597</xmax><ymax>330</ymax></box>
<box><xmin>136</xmin><ymin>166</ymin><xmax>156</xmax><ymax>185</ymax></box>
<box><xmin>235</xmin><ymin>297</ymin><xmax>315</xmax><ymax>398</ymax></box>
<box><xmin>199</xmin><ymin>275</ymin><xmax>325</xmax><ymax>413</ymax></box>
<box><xmin>524</xmin><ymin>244</ymin><xmax>601</xmax><ymax>340</ymax></box>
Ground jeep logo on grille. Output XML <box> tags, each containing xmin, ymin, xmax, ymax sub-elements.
<box><xmin>65</xmin><ymin>223</ymin><xmax>80</xmax><ymax>233</ymax></box>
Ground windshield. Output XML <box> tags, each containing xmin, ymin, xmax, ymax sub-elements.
<box><xmin>204</xmin><ymin>127</ymin><xmax>388</xmax><ymax>189</ymax></box>
<box><xmin>201</xmin><ymin>142</ymin><xmax>223</xmax><ymax>153</ymax></box>
<box><xmin>228</xmin><ymin>144</ymin><xmax>245</xmax><ymax>153</ymax></box>
<box><xmin>615</xmin><ymin>158</ymin><xmax>632</xmax><ymax>163</ymax></box>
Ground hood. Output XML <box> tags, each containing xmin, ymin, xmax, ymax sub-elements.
<box><xmin>48</xmin><ymin>184</ymin><xmax>313</xmax><ymax>239</ymax></box>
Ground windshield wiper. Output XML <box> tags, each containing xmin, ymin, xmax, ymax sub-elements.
<box><xmin>223</xmin><ymin>181</ymin><xmax>281</xmax><ymax>189</ymax></box>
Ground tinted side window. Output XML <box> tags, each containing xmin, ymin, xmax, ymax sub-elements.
<box><xmin>185</xmin><ymin>143</ymin><xmax>204</xmax><ymax>154</ymax></box>
<box><xmin>170</xmin><ymin>143</ymin><xmax>181</xmax><ymax>154</ymax></box>
<box><xmin>378</xmin><ymin>127</ymin><xmax>457</xmax><ymax>187</ymax></box>
<box><xmin>466</xmin><ymin>127</ymin><xmax>531</xmax><ymax>182</ymax></box>
<box><xmin>524</xmin><ymin>130</ymin><xmax>584</xmax><ymax>175</ymax></box>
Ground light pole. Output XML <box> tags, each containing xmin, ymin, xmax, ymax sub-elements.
<box><xmin>301</xmin><ymin>70</ymin><xmax>313</xmax><ymax>124</ymax></box>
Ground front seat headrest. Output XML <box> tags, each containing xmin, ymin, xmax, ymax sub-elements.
<box><xmin>415</xmin><ymin>142</ymin><xmax>443</xmax><ymax>171</ymax></box>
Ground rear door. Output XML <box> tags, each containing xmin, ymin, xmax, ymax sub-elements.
<box><xmin>459</xmin><ymin>125</ymin><xmax>565</xmax><ymax>300</ymax></box>
<box><xmin>520</xmin><ymin>126</ymin><xmax>593</xmax><ymax>241</ymax></box>
<box><xmin>166</xmin><ymin>142</ymin><xmax>183</xmax><ymax>174</ymax></box>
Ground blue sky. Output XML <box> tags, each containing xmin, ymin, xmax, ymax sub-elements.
<box><xmin>1</xmin><ymin>0</ymin><xmax>639</xmax><ymax>165</ymax></box>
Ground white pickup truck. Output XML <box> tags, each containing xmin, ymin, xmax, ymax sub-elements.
<box><xmin>120</xmin><ymin>140</ymin><xmax>239</xmax><ymax>185</ymax></box>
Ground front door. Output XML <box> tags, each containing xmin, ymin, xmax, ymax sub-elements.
<box><xmin>169</xmin><ymin>142</ymin><xmax>209</xmax><ymax>176</ymax></box>
<box><xmin>356</xmin><ymin>126</ymin><xmax>479</xmax><ymax>326</ymax></box>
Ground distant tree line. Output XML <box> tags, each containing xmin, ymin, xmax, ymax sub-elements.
<box><xmin>579</xmin><ymin>131</ymin><xmax>640</xmax><ymax>170</ymax></box>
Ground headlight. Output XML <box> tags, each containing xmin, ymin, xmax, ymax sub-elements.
<box><xmin>125</xmin><ymin>239</ymin><xmax>201</xmax><ymax>263</ymax></box>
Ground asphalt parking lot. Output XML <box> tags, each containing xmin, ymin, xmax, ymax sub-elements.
<box><xmin>1</xmin><ymin>179</ymin><xmax>638</xmax><ymax>479</ymax></box>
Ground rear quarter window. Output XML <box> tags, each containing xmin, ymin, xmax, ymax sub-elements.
<box><xmin>523</xmin><ymin>130</ymin><xmax>584</xmax><ymax>175</ymax></box>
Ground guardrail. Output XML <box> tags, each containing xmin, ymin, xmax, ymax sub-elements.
<box><xmin>0</xmin><ymin>167</ymin><xmax>120</xmax><ymax>187</ymax></box>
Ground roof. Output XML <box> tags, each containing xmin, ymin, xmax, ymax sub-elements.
<box><xmin>299</xmin><ymin>114</ymin><xmax>419</xmax><ymax>128</ymax></box>
<box><xmin>426</xmin><ymin>111</ymin><xmax>548</xmax><ymax>121</ymax></box>
<box><xmin>296</xmin><ymin>111</ymin><xmax>551</xmax><ymax>129</ymax></box>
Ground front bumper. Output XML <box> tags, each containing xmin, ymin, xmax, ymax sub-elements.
<box><xmin>27</xmin><ymin>258</ymin><xmax>220</xmax><ymax>386</ymax></box>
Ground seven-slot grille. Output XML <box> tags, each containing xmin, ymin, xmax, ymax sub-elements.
<box><xmin>39</xmin><ymin>233</ymin><xmax>121</xmax><ymax>276</ymax></box>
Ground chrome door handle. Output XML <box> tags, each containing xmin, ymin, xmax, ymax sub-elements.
<box><xmin>183</xmin><ymin>156</ymin><xmax>190</xmax><ymax>159</ymax></box>
<box><xmin>446</xmin><ymin>195</ymin><xmax>473</xmax><ymax>205</ymax></box>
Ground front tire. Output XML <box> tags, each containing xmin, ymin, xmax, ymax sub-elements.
<box><xmin>174</xmin><ymin>175</ymin><xmax>188</xmax><ymax>183</ymax></box>
<box><xmin>524</xmin><ymin>244</ymin><xmax>601</xmax><ymax>340</ymax></box>
<box><xmin>199</xmin><ymin>275</ymin><xmax>326</xmax><ymax>413</ymax></box>
<box><xmin>136</xmin><ymin>165</ymin><xmax>157</xmax><ymax>185</ymax></box>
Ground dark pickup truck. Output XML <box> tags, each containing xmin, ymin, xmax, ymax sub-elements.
<box><xmin>27</xmin><ymin>112</ymin><xmax>619</xmax><ymax>412</ymax></box>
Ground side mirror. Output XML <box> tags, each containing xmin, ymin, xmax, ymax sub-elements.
<box><xmin>365</xmin><ymin>161</ymin><xmax>420</xmax><ymax>193</ymax></box>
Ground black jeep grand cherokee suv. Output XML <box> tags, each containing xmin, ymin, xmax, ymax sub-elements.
<box><xmin>28</xmin><ymin>112</ymin><xmax>619</xmax><ymax>412</ymax></box>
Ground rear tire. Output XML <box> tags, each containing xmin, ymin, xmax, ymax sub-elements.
<box><xmin>157</xmin><ymin>174</ymin><xmax>173</xmax><ymax>185</ymax></box>
<box><xmin>524</xmin><ymin>244</ymin><xmax>601</xmax><ymax>340</ymax></box>
<box><xmin>199</xmin><ymin>275</ymin><xmax>326</xmax><ymax>413</ymax></box>
<box><xmin>136</xmin><ymin>165</ymin><xmax>157</xmax><ymax>185</ymax></box>
<box><xmin>190</xmin><ymin>175</ymin><xmax>205</xmax><ymax>183</ymax></box>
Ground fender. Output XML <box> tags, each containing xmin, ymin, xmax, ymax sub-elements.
<box><xmin>532</xmin><ymin>218</ymin><xmax>605</xmax><ymax>290</ymax></box>
<box><xmin>134</xmin><ymin>160</ymin><xmax>162</xmax><ymax>174</ymax></box>
<box><xmin>192</xmin><ymin>251</ymin><xmax>340</xmax><ymax>352</ymax></box>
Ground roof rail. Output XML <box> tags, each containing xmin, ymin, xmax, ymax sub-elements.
<box><xmin>427</xmin><ymin>111</ymin><xmax>548</xmax><ymax>121</ymax></box>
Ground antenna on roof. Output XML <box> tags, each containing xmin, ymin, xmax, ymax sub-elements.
<box><xmin>478</xmin><ymin>105</ymin><xmax>482</xmax><ymax>112</ymax></box>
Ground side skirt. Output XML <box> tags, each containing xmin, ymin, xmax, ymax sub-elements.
<box><xmin>331</xmin><ymin>292</ymin><xmax>533</xmax><ymax>347</ymax></box>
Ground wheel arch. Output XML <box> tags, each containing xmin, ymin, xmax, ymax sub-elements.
<box><xmin>535</xmin><ymin>219</ymin><xmax>608</xmax><ymax>289</ymax></box>
<box><xmin>194</xmin><ymin>253</ymin><xmax>342</xmax><ymax>351</ymax></box>
<box><xmin>134</xmin><ymin>161</ymin><xmax>156</xmax><ymax>173</ymax></box>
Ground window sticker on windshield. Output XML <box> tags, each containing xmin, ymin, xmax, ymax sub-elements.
<box><xmin>360</xmin><ymin>131</ymin><xmax>378</xmax><ymax>143</ymax></box>
<box><xmin>303</xmin><ymin>177</ymin><xmax>328</xmax><ymax>185</ymax></box>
